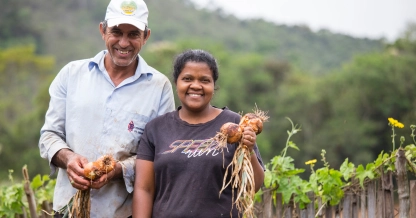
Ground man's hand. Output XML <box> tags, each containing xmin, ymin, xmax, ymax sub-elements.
<box><xmin>52</xmin><ymin>149</ymin><xmax>90</xmax><ymax>190</ymax></box>
<box><xmin>90</xmin><ymin>162</ymin><xmax>123</xmax><ymax>189</ymax></box>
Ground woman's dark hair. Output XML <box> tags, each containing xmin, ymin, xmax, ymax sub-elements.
<box><xmin>172</xmin><ymin>49</ymin><xmax>219</xmax><ymax>85</ymax></box>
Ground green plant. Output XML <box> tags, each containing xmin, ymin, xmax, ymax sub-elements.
<box><xmin>0</xmin><ymin>166</ymin><xmax>55</xmax><ymax>217</ymax></box>
<box><xmin>262</xmin><ymin>118</ymin><xmax>311</xmax><ymax>208</ymax></box>
<box><xmin>308</xmin><ymin>150</ymin><xmax>345</xmax><ymax>206</ymax></box>
<box><xmin>0</xmin><ymin>170</ymin><xmax>26</xmax><ymax>217</ymax></box>
<box><xmin>31</xmin><ymin>174</ymin><xmax>55</xmax><ymax>212</ymax></box>
<box><xmin>258</xmin><ymin>117</ymin><xmax>416</xmax><ymax>215</ymax></box>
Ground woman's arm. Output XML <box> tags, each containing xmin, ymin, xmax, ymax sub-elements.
<box><xmin>132</xmin><ymin>159</ymin><xmax>155</xmax><ymax>218</ymax></box>
<box><xmin>241</xmin><ymin>127</ymin><xmax>265</xmax><ymax>192</ymax></box>
<box><xmin>250</xmin><ymin>151</ymin><xmax>265</xmax><ymax>192</ymax></box>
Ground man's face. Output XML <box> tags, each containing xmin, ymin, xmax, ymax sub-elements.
<box><xmin>101</xmin><ymin>23</ymin><xmax>149</xmax><ymax>67</ymax></box>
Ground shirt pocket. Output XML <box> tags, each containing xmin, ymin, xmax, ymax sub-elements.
<box><xmin>113</xmin><ymin>111</ymin><xmax>150</xmax><ymax>154</ymax></box>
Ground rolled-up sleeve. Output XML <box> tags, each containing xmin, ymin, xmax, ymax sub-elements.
<box><xmin>119</xmin><ymin>156</ymin><xmax>136</xmax><ymax>193</ymax></box>
<box><xmin>39</xmin><ymin>65</ymin><xmax>69</xmax><ymax>175</ymax></box>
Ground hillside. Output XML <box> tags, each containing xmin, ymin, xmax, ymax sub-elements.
<box><xmin>149</xmin><ymin>0</ymin><xmax>384</xmax><ymax>74</ymax></box>
<box><xmin>1</xmin><ymin>0</ymin><xmax>415</xmax><ymax>180</ymax></box>
<box><xmin>1</xmin><ymin>0</ymin><xmax>384</xmax><ymax>74</ymax></box>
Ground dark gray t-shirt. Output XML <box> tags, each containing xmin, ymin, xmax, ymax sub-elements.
<box><xmin>137</xmin><ymin>107</ymin><xmax>264</xmax><ymax>218</ymax></box>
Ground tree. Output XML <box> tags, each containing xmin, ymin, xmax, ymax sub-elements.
<box><xmin>0</xmin><ymin>45</ymin><xmax>55</xmax><ymax>179</ymax></box>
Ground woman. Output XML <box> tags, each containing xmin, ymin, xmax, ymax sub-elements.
<box><xmin>132</xmin><ymin>49</ymin><xmax>265</xmax><ymax>218</ymax></box>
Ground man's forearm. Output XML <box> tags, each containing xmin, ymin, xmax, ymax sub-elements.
<box><xmin>111</xmin><ymin>162</ymin><xmax>124</xmax><ymax>180</ymax></box>
<box><xmin>51</xmin><ymin>148</ymin><xmax>74</xmax><ymax>169</ymax></box>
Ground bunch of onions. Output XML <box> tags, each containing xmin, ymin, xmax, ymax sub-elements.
<box><xmin>83</xmin><ymin>155</ymin><xmax>116</xmax><ymax>180</ymax></box>
<box><xmin>70</xmin><ymin>155</ymin><xmax>117</xmax><ymax>218</ymax></box>
<box><xmin>215</xmin><ymin>107</ymin><xmax>269</xmax><ymax>217</ymax></box>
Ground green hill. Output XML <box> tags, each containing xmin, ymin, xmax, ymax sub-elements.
<box><xmin>1</xmin><ymin>0</ymin><xmax>384</xmax><ymax>74</ymax></box>
<box><xmin>3</xmin><ymin>0</ymin><xmax>408</xmax><ymax>179</ymax></box>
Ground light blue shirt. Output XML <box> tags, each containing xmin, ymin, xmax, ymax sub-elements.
<box><xmin>39</xmin><ymin>50</ymin><xmax>175</xmax><ymax>217</ymax></box>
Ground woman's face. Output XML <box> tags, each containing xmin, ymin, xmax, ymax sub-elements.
<box><xmin>176</xmin><ymin>61</ymin><xmax>215</xmax><ymax>113</ymax></box>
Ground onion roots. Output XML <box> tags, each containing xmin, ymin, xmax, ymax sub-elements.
<box><xmin>66</xmin><ymin>154</ymin><xmax>117</xmax><ymax>218</ymax></box>
<box><xmin>214</xmin><ymin>106</ymin><xmax>269</xmax><ymax>217</ymax></box>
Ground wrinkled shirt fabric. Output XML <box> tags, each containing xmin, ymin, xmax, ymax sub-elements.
<box><xmin>39</xmin><ymin>50</ymin><xmax>175</xmax><ymax>218</ymax></box>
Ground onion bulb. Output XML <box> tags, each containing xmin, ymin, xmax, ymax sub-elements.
<box><xmin>83</xmin><ymin>155</ymin><xmax>116</xmax><ymax>180</ymax></box>
<box><xmin>239</xmin><ymin>113</ymin><xmax>265</xmax><ymax>135</ymax></box>
<box><xmin>220</xmin><ymin>122</ymin><xmax>243</xmax><ymax>144</ymax></box>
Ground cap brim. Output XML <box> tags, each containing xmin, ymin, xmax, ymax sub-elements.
<box><xmin>107</xmin><ymin>18</ymin><xmax>146</xmax><ymax>31</ymax></box>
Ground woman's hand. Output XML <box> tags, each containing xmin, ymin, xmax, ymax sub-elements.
<box><xmin>241</xmin><ymin>126</ymin><xmax>264</xmax><ymax>192</ymax></box>
<box><xmin>242</xmin><ymin>126</ymin><xmax>256</xmax><ymax>150</ymax></box>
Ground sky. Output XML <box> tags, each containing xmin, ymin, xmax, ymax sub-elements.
<box><xmin>191</xmin><ymin>0</ymin><xmax>416</xmax><ymax>42</ymax></box>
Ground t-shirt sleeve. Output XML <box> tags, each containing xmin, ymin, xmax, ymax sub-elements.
<box><xmin>136</xmin><ymin>124</ymin><xmax>155</xmax><ymax>161</ymax></box>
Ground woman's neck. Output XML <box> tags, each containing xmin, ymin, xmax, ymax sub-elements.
<box><xmin>179</xmin><ymin>105</ymin><xmax>222</xmax><ymax>124</ymax></box>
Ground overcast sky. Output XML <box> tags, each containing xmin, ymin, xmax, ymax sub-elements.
<box><xmin>191</xmin><ymin>0</ymin><xmax>416</xmax><ymax>42</ymax></box>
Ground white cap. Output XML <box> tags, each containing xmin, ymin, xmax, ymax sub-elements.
<box><xmin>105</xmin><ymin>0</ymin><xmax>148</xmax><ymax>31</ymax></box>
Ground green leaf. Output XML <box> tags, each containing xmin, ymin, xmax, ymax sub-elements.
<box><xmin>283</xmin><ymin>168</ymin><xmax>305</xmax><ymax>176</ymax></box>
<box><xmin>264</xmin><ymin>170</ymin><xmax>272</xmax><ymax>188</ymax></box>
<box><xmin>339</xmin><ymin>158</ymin><xmax>355</xmax><ymax>181</ymax></box>
<box><xmin>254</xmin><ymin>189</ymin><xmax>263</xmax><ymax>203</ymax></box>
<box><xmin>329</xmin><ymin>188</ymin><xmax>344</xmax><ymax>205</ymax></box>
<box><xmin>31</xmin><ymin>174</ymin><xmax>43</xmax><ymax>190</ymax></box>
<box><xmin>276</xmin><ymin>177</ymin><xmax>293</xmax><ymax>204</ymax></box>
<box><xmin>373</xmin><ymin>151</ymin><xmax>385</xmax><ymax>167</ymax></box>
<box><xmin>287</xmin><ymin>141</ymin><xmax>300</xmax><ymax>151</ymax></box>
<box><xmin>355</xmin><ymin>164</ymin><xmax>375</xmax><ymax>188</ymax></box>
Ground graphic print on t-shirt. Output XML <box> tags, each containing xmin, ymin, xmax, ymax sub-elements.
<box><xmin>162</xmin><ymin>138</ymin><xmax>223</xmax><ymax>158</ymax></box>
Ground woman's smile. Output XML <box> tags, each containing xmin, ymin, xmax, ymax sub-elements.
<box><xmin>176</xmin><ymin>62</ymin><xmax>214</xmax><ymax>113</ymax></box>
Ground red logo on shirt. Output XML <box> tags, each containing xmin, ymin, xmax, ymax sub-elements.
<box><xmin>128</xmin><ymin>121</ymin><xmax>134</xmax><ymax>132</ymax></box>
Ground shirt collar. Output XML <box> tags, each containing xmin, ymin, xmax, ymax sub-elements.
<box><xmin>88</xmin><ymin>50</ymin><xmax>153</xmax><ymax>81</ymax></box>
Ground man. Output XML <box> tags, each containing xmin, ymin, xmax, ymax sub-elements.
<box><xmin>38</xmin><ymin>0</ymin><xmax>175</xmax><ymax>217</ymax></box>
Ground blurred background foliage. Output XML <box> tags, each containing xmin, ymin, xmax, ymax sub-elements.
<box><xmin>1</xmin><ymin>0</ymin><xmax>415</xmax><ymax>180</ymax></box>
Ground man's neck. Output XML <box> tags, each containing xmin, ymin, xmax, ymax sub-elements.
<box><xmin>104</xmin><ymin>54</ymin><xmax>138</xmax><ymax>87</ymax></box>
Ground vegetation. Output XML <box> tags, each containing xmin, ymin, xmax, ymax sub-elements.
<box><xmin>2</xmin><ymin>118</ymin><xmax>415</xmax><ymax>217</ymax></box>
<box><xmin>260</xmin><ymin>117</ymin><xmax>416</xmax><ymax>207</ymax></box>
<box><xmin>0</xmin><ymin>0</ymin><xmax>382</xmax><ymax>74</ymax></box>
<box><xmin>1</xmin><ymin>0</ymin><xmax>415</xmax><ymax>216</ymax></box>
<box><xmin>0</xmin><ymin>46</ymin><xmax>55</xmax><ymax>179</ymax></box>
<box><xmin>0</xmin><ymin>0</ymin><xmax>415</xmax><ymax>186</ymax></box>
<box><xmin>0</xmin><ymin>166</ymin><xmax>55</xmax><ymax>217</ymax></box>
